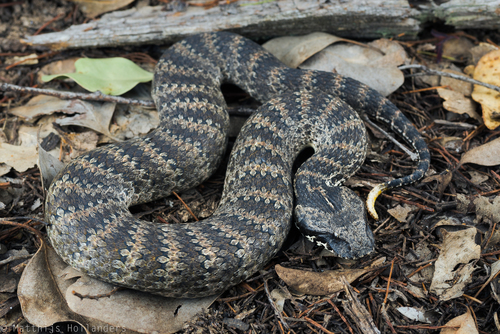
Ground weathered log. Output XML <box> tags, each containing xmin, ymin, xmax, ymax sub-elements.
<box><xmin>21</xmin><ymin>0</ymin><xmax>500</xmax><ymax>50</ymax></box>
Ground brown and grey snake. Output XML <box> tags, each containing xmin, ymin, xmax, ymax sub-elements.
<box><xmin>45</xmin><ymin>32</ymin><xmax>430</xmax><ymax>298</ymax></box>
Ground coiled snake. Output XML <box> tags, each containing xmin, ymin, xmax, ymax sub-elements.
<box><xmin>46</xmin><ymin>32</ymin><xmax>430</xmax><ymax>298</ymax></box>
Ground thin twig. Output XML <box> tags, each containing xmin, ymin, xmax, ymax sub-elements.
<box><xmin>172</xmin><ymin>191</ymin><xmax>199</xmax><ymax>221</ymax></box>
<box><xmin>0</xmin><ymin>220</ymin><xmax>44</xmax><ymax>243</ymax></box>
<box><xmin>33</xmin><ymin>13</ymin><xmax>65</xmax><ymax>36</ymax></box>
<box><xmin>383</xmin><ymin>257</ymin><xmax>395</xmax><ymax>304</ymax></box>
<box><xmin>399</xmin><ymin>64</ymin><xmax>500</xmax><ymax>93</ymax></box>
<box><xmin>0</xmin><ymin>83</ymin><xmax>256</xmax><ymax>116</ymax></box>
<box><xmin>263</xmin><ymin>279</ymin><xmax>290</xmax><ymax>331</ymax></box>
<box><xmin>0</xmin><ymin>82</ymin><xmax>155</xmax><ymax>107</ymax></box>
<box><xmin>328</xmin><ymin>299</ymin><xmax>354</xmax><ymax>334</ymax></box>
<box><xmin>303</xmin><ymin>317</ymin><xmax>335</xmax><ymax>334</ymax></box>
<box><xmin>0</xmin><ymin>253</ymin><xmax>33</xmax><ymax>266</ymax></box>
<box><xmin>362</xmin><ymin>114</ymin><xmax>418</xmax><ymax>161</ymax></box>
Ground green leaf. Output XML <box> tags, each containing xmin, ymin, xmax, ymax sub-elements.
<box><xmin>42</xmin><ymin>57</ymin><xmax>154</xmax><ymax>96</ymax></box>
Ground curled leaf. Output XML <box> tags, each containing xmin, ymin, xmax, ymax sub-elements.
<box><xmin>471</xmin><ymin>49</ymin><xmax>500</xmax><ymax>130</ymax></box>
<box><xmin>275</xmin><ymin>264</ymin><xmax>366</xmax><ymax>295</ymax></box>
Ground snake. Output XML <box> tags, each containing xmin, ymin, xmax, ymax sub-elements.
<box><xmin>45</xmin><ymin>32</ymin><xmax>430</xmax><ymax>298</ymax></box>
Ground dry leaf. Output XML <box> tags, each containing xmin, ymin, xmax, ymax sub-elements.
<box><xmin>262</xmin><ymin>32</ymin><xmax>345</xmax><ymax>69</ymax></box>
<box><xmin>442</xmin><ymin>37</ymin><xmax>475</xmax><ymax>61</ymax></box>
<box><xmin>441</xmin><ymin>69</ymin><xmax>473</xmax><ymax>96</ymax></box>
<box><xmin>471</xmin><ymin>49</ymin><xmax>500</xmax><ymax>129</ymax></box>
<box><xmin>54</xmin><ymin>101</ymin><xmax>118</xmax><ymax>140</ymax></box>
<box><xmin>473</xmin><ymin>196</ymin><xmax>500</xmax><ymax>224</ymax></box>
<box><xmin>397</xmin><ymin>307</ymin><xmax>435</xmax><ymax>324</ymax></box>
<box><xmin>440</xmin><ymin>136</ymin><xmax>463</xmax><ymax>154</ymax></box>
<box><xmin>111</xmin><ymin>104</ymin><xmax>160</xmax><ymax>140</ymax></box>
<box><xmin>488</xmin><ymin>261</ymin><xmax>500</xmax><ymax>304</ymax></box>
<box><xmin>441</xmin><ymin>309</ymin><xmax>478</xmax><ymax>334</ymax></box>
<box><xmin>0</xmin><ymin>177</ymin><xmax>24</xmax><ymax>209</ymax></box>
<box><xmin>18</xmin><ymin>244</ymin><xmax>218</xmax><ymax>334</ymax></box>
<box><xmin>38</xmin><ymin>58</ymin><xmax>79</xmax><ymax>84</ymax></box>
<box><xmin>10</xmin><ymin>95</ymin><xmax>97</xmax><ymax>122</ymax></box>
<box><xmin>275</xmin><ymin>264</ymin><xmax>366</xmax><ymax>296</ymax></box>
<box><xmin>263</xmin><ymin>32</ymin><xmax>406</xmax><ymax>96</ymax></box>
<box><xmin>38</xmin><ymin>144</ymin><xmax>65</xmax><ymax>191</ymax></box>
<box><xmin>422</xmin><ymin>170</ymin><xmax>453</xmax><ymax>195</ymax></box>
<box><xmin>469</xmin><ymin>43</ymin><xmax>498</xmax><ymax>65</ymax></box>
<box><xmin>430</xmin><ymin>228</ymin><xmax>480</xmax><ymax>301</ymax></box>
<box><xmin>72</xmin><ymin>0</ymin><xmax>135</xmax><ymax>18</ymax></box>
<box><xmin>387</xmin><ymin>204</ymin><xmax>417</xmax><ymax>223</ymax></box>
<box><xmin>269</xmin><ymin>289</ymin><xmax>288</xmax><ymax>312</ymax></box>
<box><xmin>460</xmin><ymin>137</ymin><xmax>500</xmax><ymax>166</ymax></box>
<box><xmin>0</xmin><ymin>143</ymin><xmax>38</xmax><ymax>173</ymax></box>
<box><xmin>468</xmin><ymin>171</ymin><xmax>488</xmax><ymax>185</ymax></box>
<box><xmin>0</xmin><ymin>164</ymin><xmax>11</xmax><ymax>177</ymax></box>
<box><xmin>437</xmin><ymin>88</ymin><xmax>481</xmax><ymax>122</ymax></box>
<box><xmin>301</xmin><ymin>40</ymin><xmax>406</xmax><ymax>96</ymax></box>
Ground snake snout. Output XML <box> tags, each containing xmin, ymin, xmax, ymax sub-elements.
<box><xmin>294</xmin><ymin>179</ymin><xmax>375</xmax><ymax>259</ymax></box>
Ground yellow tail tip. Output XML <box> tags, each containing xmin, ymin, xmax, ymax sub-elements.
<box><xmin>366</xmin><ymin>183</ymin><xmax>387</xmax><ymax>220</ymax></box>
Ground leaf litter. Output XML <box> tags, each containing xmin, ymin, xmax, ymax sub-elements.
<box><xmin>1</xmin><ymin>8</ymin><xmax>500</xmax><ymax>334</ymax></box>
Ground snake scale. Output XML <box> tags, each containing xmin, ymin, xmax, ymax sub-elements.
<box><xmin>46</xmin><ymin>32</ymin><xmax>430</xmax><ymax>298</ymax></box>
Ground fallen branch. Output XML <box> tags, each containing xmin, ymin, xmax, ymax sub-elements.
<box><xmin>0</xmin><ymin>83</ymin><xmax>155</xmax><ymax>107</ymax></box>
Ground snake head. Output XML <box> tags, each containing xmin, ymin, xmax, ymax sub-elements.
<box><xmin>294</xmin><ymin>180</ymin><xmax>375</xmax><ymax>259</ymax></box>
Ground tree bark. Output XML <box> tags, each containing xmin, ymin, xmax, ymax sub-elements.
<box><xmin>21</xmin><ymin>0</ymin><xmax>500</xmax><ymax>50</ymax></box>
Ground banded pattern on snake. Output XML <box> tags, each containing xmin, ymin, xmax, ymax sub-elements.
<box><xmin>45</xmin><ymin>32</ymin><xmax>430</xmax><ymax>298</ymax></box>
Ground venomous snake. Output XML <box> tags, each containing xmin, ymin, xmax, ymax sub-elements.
<box><xmin>45</xmin><ymin>32</ymin><xmax>430</xmax><ymax>298</ymax></box>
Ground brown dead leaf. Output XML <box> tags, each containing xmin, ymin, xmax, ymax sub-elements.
<box><xmin>387</xmin><ymin>204</ymin><xmax>418</xmax><ymax>223</ymax></box>
<box><xmin>275</xmin><ymin>264</ymin><xmax>366</xmax><ymax>296</ymax></box>
<box><xmin>468</xmin><ymin>171</ymin><xmax>489</xmax><ymax>185</ymax></box>
<box><xmin>10</xmin><ymin>95</ymin><xmax>117</xmax><ymax>141</ymax></box>
<box><xmin>440</xmin><ymin>136</ymin><xmax>463</xmax><ymax>153</ymax></box>
<box><xmin>442</xmin><ymin>37</ymin><xmax>474</xmax><ymax>61</ymax></box>
<box><xmin>441</xmin><ymin>308</ymin><xmax>478</xmax><ymax>334</ymax></box>
<box><xmin>473</xmin><ymin>195</ymin><xmax>500</xmax><ymax>224</ymax></box>
<box><xmin>262</xmin><ymin>32</ymin><xmax>345</xmax><ymax>69</ymax></box>
<box><xmin>18</xmin><ymin>244</ymin><xmax>218</xmax><ymax>334</ymax></box>
<box><xmin>0</xmin><ymin>143</ymin><xmax>38</xmax><ymax>173</ymax></box>
<box><xmin>437</xmin><ymin>88</ymin><xmax>481</xmax><ymax>122</ymax></box>
<box><xmin>72</xmin><ymin>0</ymin><xmax>135</xmax><ymax>18</ymax></box>
<box><xmin>430</xmin><ymin>228</ymin><xmax>480</xmax><ymax>301</ymax></box>
<box><xmin>10</xmin><ymin>95</ymin><xmax>99</xmax><ymax>123</ymax></box>
<box><xmin>299</xmin><ymin>39</ymin><xmax>406</xmax><ymax>96</ymax></box>
<box><xmin>422</xmin><ymin>170</ymin><xmax>453</xmax><ymax>195</ymax></box>
<box><xmin>17</xmin><ymin>242</ymin><xmax>91</xmax><ymax>330</ymax></box>
<box><xmin>460</xmin><ymin>137</ymin><xmax>500</xmax><ymax>166</ymax></box>
<box><xmin>488</xmin><ymin>261</ymin><xmax>500</xmax><ymax>304</ymax></box>
<box><xmin>397</xmin><ymin>307</ymin><xmax>435</xmax><ymax>324</ymax></box>
<box><xmin>469</xmin><ymin>43</ymin><xmax>498</xmax><ymax>64</ymax></box>
<box><xmin>441</xmin><ymin>69</ymin><xmax>473</xmax><ymax>96</ymax></box>
<box><xmin>38</xmin><ymin>144</ymin><xmax>65</xmax><ymax>191</ymax></box>
<box><xmin>471</xmin><ymin>49</ymin><xmax>500</xmax><ymax>129</ymax></box>
<box><xmin>54</xmin><ymin>101</ymin><xmax>118</xmax><ymax>140</ymax></box>
<box><xmin>111</xmin><ymin>104</ymin><xmax>160</xmax><ymax>140</ymax></box>
<box><xmin>37</xmin><ymin>58</ymin><xmax>79</xmax><ymax>84</ymax></box>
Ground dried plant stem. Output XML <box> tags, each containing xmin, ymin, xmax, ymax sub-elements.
<box><xmin>399</xmin><ymin>64</ymin><xmax>500</xmax><ymax>93</ymax></box>
<box><xmin>0</xmin><ymin>82</ymin><xmax>155</xmax><ymax>107</ymax></box>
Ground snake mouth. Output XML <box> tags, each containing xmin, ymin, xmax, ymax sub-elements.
<box><xmin>306</xmin><ymin>233</ymin><xmax>360</xmax><ymax>259</ymax></box>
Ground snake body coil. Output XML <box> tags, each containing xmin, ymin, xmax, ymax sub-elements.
<box><xmin>46</xmin><ymin>32</ymin><xmax>430</xmax><ymax>298</ymax></box>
